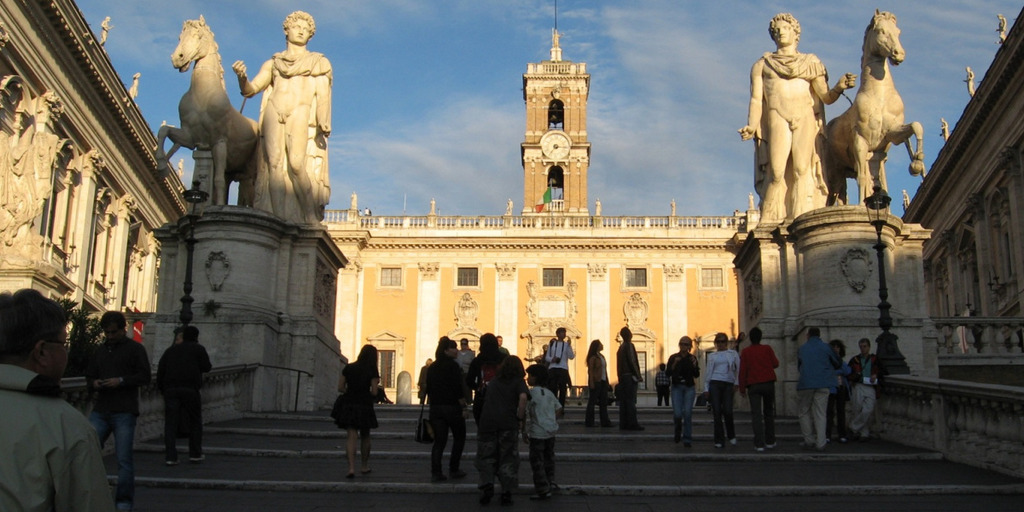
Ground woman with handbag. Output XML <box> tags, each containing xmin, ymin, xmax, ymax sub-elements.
<box><xmin>335</xmin><ymin>344</ymin><xmax>380</xmax><ymax>478</ymax></box>
<box><xmin>426</xmin><ymin>337</ymin><xmax>470</xmax><ymax>482</ymax></box>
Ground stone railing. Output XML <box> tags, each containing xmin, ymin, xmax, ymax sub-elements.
<box><xmin>932</xmin><ymin>317</ymin><xmax>1024</xmax><ymax>355</ymax></box>
<box><xmin>323</xmin><ymin>210</ymin><xmax>748</xmax><ymax>233</ymax></box>
<box><xmin>878</xmin><ymin>375</ymin><xmax>1024</xmax><ymax>478</ymax></box>
<box><xmin>62</xmin><ymin>364</ymin><xmax>257</xmax><ymax>444</ymax></box>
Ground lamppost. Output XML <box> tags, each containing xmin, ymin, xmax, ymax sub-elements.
<box><xmin>179</xmin><ymin>181</ymin><xmax>208</xmax><ymax>327</ymax></box>
<box><xmin>865</xmin><ymin>185</ymin><xmax>909</xmax><ymax>375</ymax></box>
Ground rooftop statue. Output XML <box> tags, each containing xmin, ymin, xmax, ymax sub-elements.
<box><xmin>128</xmin><ymin>72</ymin><xmax>140</xmax><ymax>100</ymax></box>
<box><xmin>997</xmin><ymin>14</ymin><xmax>1007</xmax><ymax>44</ymax></box>
<box><xmin>739</xmin><ymin>13</ymin><xmax>856</xmax><ymax>222</ymax></box>
<box><xmin>965</xmin><ymin>67</ymin><xmax>975</xmax><ymax>97</ymax></box>
<box><xmin>940</xmin><ymin>118</ymin><xmax>949</xmax><ymax>141</ymax></box>
<box><xmin>155</xmin><ymin>16</ymin><xmax>258</xmax><ymax>207</ymax></box>
<box><xmin>99</xmin><ymin>16</ymin><xmax>112</xmax><ymax>46</ymax></box>
<box><xmin>233</xmin><ymin>11</ymin><xmax>332</xmax><ymax>225</ymax></box>
<box><xmin>824</xmin><ymin>10</ymin><xmax>925</xmax><ymax>206</ymax></box>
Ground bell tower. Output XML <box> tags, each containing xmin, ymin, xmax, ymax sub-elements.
<box><xmin>521</xmin><ymin>29</ymin><xmax>591</xmax><ymax>215</ymax></box>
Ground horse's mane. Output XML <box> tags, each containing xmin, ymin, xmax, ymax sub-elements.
<box><xmin>861</xmin><ymin>11</ymin><xmax>898</xmax><ymax>66</ymax></box>
<box><xmin>183</xmin><ymin>18</ymin><xmax>219</xmax><ymax>54</ymax></box>
<box><xmin>864</xmin><ymin>11</ymin><xmax>897</xmax><ymax>40</ymax></box>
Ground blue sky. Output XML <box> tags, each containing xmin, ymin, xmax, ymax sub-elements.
<box><xmin>75</xmin><ymin>0</ymin><xmax>1021</xmax><ymax>217</ymax></box>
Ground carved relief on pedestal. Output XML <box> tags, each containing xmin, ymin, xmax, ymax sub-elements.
<box><xmin>418</xmin><ymin>262</ymin><xmax>440</xmax><ymax>279</ymax></box>
<box><xmin>840</xmin><ymin>248</ymin><xmax>873</xmax><ymax>293</ymax></box>
<box><xmin>496</xmin><ymin>263</ymin><xmax>517</xmax><ymax>280</ymax></box>
<box><xmin>745</xmin><ymin>268</ymin><xmax>763</xmax><ymax>321</ymax></box>
<box><xmin>204</xmin><ymin>251</ymin><xmax>230</xmax><ymax>291</ymax></box>
<box><xmin>313</xmin><ymin>258</ymin><xmax>337</xmax><ymax>322</ymax></box>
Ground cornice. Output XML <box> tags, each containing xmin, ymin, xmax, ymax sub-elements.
<box><xmin>37</xmin><ymin>0</ymin><xmax>184</xmax><ymax>216</ymax></box>
<box><xmin>905</xmin><ymin>5</ymin><xmax>1024</xmax><ymax>223</ymax></box>
<box><xmin>353</xmin><ymin>238</ymin><xmax>734</xmax><ymax>252</ymax></box>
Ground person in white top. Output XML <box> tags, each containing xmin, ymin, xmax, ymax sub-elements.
<box><xmin>703</xmin><ymin>333</ymin><xmax>740</xmax><ymax>448</ymax></box>
<box><xmin>543</xmin><ymin>327</ymin><xmax>575</xmax><ymax>406</ymax></box>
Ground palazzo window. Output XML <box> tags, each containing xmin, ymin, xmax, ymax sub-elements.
<box><xmin>457</xmin><ymin>267</ymin><xmax>479</xmax><ymax>287</ymax></box>
<box><xmin>542</xmin><ymin>268</ymin><xmax>564</xmax><ymax>287</ymax></box>
<box><xmin>380</xmin><ymin>267</ymin><xmax>402</xmax><ymax>287</ymax></box>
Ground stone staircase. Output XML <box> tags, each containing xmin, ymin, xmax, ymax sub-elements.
<box><xmin>109</xmin><ymin>404</ymin><xmax>1024</xmax><ymax>511</ymax></box>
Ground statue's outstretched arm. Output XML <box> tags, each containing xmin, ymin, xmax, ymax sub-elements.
<box><xmin>815</xmin><ymin>72</ymin><xmax>856</xmax><ymax>105</ymax></box>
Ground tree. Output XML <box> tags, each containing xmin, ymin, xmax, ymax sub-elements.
<box><xmin>57</xmin><ymin>298</ymin><xmax>103</xmax><ymax>378</ymax></box>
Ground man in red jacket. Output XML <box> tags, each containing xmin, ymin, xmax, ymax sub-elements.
<box><xmin>848</xmin><ymin>338</ymin><xmax>879</xmax><ymax>440</ymax></box>
<box><xmin>738</xmin><ymin>327</ymin><xmax>780</xmax><ymax>451</ymax></box>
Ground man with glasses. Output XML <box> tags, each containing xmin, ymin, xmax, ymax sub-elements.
<box><xmin>86</xmin><ymin>311</ymin><xmax>151</xmax><ymax>511</ymax></box>
<box><xmin>0</xmin><ymin>289</ymin><xmax>115</xmax><ymax>511</ymax></box>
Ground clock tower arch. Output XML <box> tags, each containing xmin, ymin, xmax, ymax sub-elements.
<box><xmin>522</xmin><ymin>29</ymin><xmax>591</xmax><ymax>215</ymax></box>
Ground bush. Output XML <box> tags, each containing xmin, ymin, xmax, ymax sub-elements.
<box><xmin>57</xmin><ymin>298</ymin><xmax>103</xmax><ymax>378</ymax></box>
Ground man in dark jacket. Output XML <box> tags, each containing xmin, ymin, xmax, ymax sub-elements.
<box><xmin>86</xmin><ymin>311</ymin><xmax>151</xmax><ymax>511</ymax></box>
<box><xmin>157</xmin><ymin>325</ymin><xmax>212</xmax><ymax>465</ymax></box>
<box><xmin>616</xmin><ymin>327</ymin><xmax>644</xmax><ymax>431</ymax></box>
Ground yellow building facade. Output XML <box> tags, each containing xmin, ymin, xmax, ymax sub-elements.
<box><xmin>326</xmin><ymin>33</ymin><xmax>749</xmax><ymax>396</ymax></box>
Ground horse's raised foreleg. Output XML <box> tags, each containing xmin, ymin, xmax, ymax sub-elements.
<box><xmin>905</xmin><ymin>121</ymin><xmax>925</xmax><ymax>177</ymax></box>
<box><xmin>155</xmin><ymin>125</ymin><xmax>195</xmax><ymax>172</ymax></box>
<box><xmin>886</xmin><ymin>122</ymin><xmax>926</xmax><ymax>177</ymax></box>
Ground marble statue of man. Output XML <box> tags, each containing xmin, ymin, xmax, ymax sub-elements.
<box><xmin>739</xmin><ymin>13</ymin><xmax>855</xmax><ymax>222</ymax></box>
<box><xmin>233</xmin><ymin>11</ymin><xmax>331</xmax><ymax>224</ymax></box>
<box><xmin>99</xmin><ymin>16</ymin><xmax>112</xmax><ymax>46</ymax></box>
<box><xmin>965</xmin><ymin>67</ymin><xmax>975</xmax><ymax>97</ymax></box>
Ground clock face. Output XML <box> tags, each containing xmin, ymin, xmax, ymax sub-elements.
<box><xmin>541</xmin><ymin>131</ymin><xmax>571</xmax><ymax>160</ymax></box>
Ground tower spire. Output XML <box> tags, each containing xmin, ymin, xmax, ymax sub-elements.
<box><xmin>550</xmin><ymin>0</ymin><xmax>562</xmax><ymax>62</ymax></box>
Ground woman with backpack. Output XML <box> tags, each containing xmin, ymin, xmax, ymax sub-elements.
<box><xmin>466</xmin><ymin>333</ymin><xmax>506</xmax><ymax>424</ymax></box>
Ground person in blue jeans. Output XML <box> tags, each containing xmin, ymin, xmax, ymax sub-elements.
<box><xmin>702</xmin><ymin>333</ymin><xmax>739</xmax><ymax>448</ymax></box>
<box><xmin>86</xmin><ymin>311</ymin><xmax>151</xmax><ymax>511</ymax></box>
<box><xmin>667</xmin><ymin>336</ymin><xmax>700</xmax><ymax>446</ymax></box>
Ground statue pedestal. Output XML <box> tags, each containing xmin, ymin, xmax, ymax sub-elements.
<box><xmin>734</xmin><ymin>206</ymin><xmax>934</xmax><ymax>415</ymax></box>
<box><xmin>151</xmin><ymin>206</ymin><xmax>347</xmax><ymax>411</ymax></box>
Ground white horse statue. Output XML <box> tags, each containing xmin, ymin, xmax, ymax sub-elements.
<box><xmin>155</xmin><ymin>16</ymin><xmax>258</xmax><ymax>206</ymax></box>
<box><xmin>825</xmin><ymin>10</ymin><xmax>925</xmax><ymax>206</ymax></box>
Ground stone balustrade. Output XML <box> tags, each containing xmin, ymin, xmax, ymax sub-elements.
<box><xmin>931</xmin><ymin>317</ymin><xmax>1024</xmax><ymax>355</ymax></box>
<box><xmin>878</xmin><ymin>375</ymin><xmax>1024</xmax><ymax>478</ymax></box>
<box><xmin>61</xmin><ymin>364</ymin><xmax>257</xmax><ymax>444</ymax></box>
<box><xmin>323</xmin><ymin>210</ymin><xmax>748</xmax><ymax>233</ymax></box>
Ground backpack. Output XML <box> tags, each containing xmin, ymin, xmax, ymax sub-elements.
<box><xmin>479</xmin><ymin>362</ymin><xmax>498</xmax><ymax>391</ymax></box>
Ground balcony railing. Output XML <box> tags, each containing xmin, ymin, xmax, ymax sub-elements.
<box><xmin>323</xmin><ymin>210</ymin><xmax>748</xmax><ymax>233</ymax></box>
<box><xmin>879</xmin><ymin>375</ymin><xmax>1024</xmax><ymax>478</ymax></box>
<box><xmin>931</xmin><ymin>317</ymin><xmax>1024</xmax><ymax>355</ymax></box>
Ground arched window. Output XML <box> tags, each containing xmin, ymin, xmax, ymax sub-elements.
<box><xmin>548</xmin><ymin>166</ymin><xmax>564</xmax><ymax>199</ymax></box>
<box><xmin>547</xmin><ymin>99</ymin><xmax>564</xmax><ymax>130</ymax></box>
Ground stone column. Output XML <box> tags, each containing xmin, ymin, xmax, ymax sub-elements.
<box><xmin>495</xmin><ymin>264</ymin><xmax>518</xmax><ymax>354</ymax></box>
<box><xmin>587</xmin><ymin>263</ymin><xmax>609</xmax><ymax>341</ymax></box>
<box><xmin>416</xmin><ymin>262</ymin><xmax>441</xmax><ymax>372</ymax></box>
<box><xmin>663</xmin><ymin>264</ymin><xmax>687</xmax><ymax>363</ymax></box>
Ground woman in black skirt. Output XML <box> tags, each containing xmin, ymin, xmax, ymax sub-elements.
<box><xmin>336</xmin><ymin>344</ymin><xmax>380</xmax><ymax>478</ymax></box>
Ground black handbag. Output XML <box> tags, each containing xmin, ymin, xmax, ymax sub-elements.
<box><xmin>415</xmin><ymin>403</ymin><xmax>434</xmax><ymax>443</ymax></box>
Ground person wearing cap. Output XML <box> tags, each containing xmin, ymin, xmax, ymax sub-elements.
<box><xmin>0</xmin><ymin>289</ymin><xmax>115</xmax><ymax>512</ymax></box>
